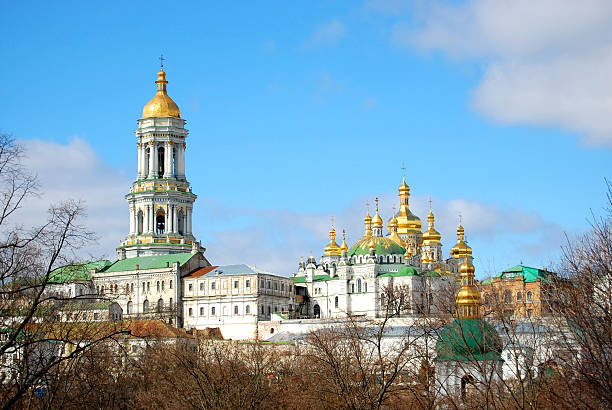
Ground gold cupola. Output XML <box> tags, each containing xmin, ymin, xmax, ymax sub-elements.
<box><xmin>422</xmin><ymin>208</ymin><xmax>442</xmax><ymax>246</ymax></box>
<box><xmin>323</xmin><ymin>219</ymin><xmax>341</xmax><ymax>257</ymax></box>
<box><xmin>363</xmin><ymin>206</ymin><xmax>373</xmax><ymax>238</ymax></box>
<box><xmin>455</xmin><ymin>257</ymin><xmax>481</xmax><ymax>319</ymax></box>
<box><xmin>340</xmin><ymin>230</ymin><xmax>348</xmax><ymax>254</ymax></box>
<box><xmin>372</xmin><ymin>198</ymin><xmax>383</xmax><ymax>227</ymax></box>
<box><xmin>395</xmin><ymin>177</ymin><xmax>422</xmax><ymax>235</ymax></box>
<box><xmin>450</xmin><ymin>223</ymin><xmax>472</xmax><ymax>259</ymax></box>
<box><xmin>142</xmin><ymin>68</ymin><xmax>181</xmax><ymax>119</ymax></box>
<box><xmin>387</xmin><ymin>212</ymin><xmax>405</xmax><ymax>247</ymax></box>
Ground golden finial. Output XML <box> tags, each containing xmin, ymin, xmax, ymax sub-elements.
<box><xmin>456</xmin><ymin>256</ymin><xmax>481</xmax><ymax>319</ymax></box>
<box><xmin>428</xmin><ymin>197</ymin><xmax>432</xmax><ymax>212</ymax></box>
<box><xmin>331</xmin><ymin>216</ymin><xmax>335</xmax><ymax>229</ymax></box>
<box><xmin>401</xmin><ymin>162</ymin><xmax>406</xmax><ymax>180</ymax></box>
<box><xmin>340</xmin><ymin>229</ymin><xmax>348</xmax><ymax>253</ymax></box>
<box><xmin>366</xmin><ymin>200</ymin><xmax>370</xmax><ymax>215</ymax></box>
<box><xmin>375</xmin><ymin>197</ymin><xmax>379</xmax><ymax>213</ymax></box>
<box><xmin>159</xmin><ymin>54</ymin><xmax>165</xmax><ymax>69</ymax></box>
<box><xmin>458</xmin><ymin>212</ymin><xmax>463</xmax><ymax>225</ymax></box>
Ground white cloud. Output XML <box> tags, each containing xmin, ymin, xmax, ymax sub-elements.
<box><xmin>390</xmin><ymin>0</ymin><xmax>612</xmax><ymax>146</ymax></box>
<box><xmin>18</xmin><ymin>138</ymin><xmax>130</xmax><ymax>260</ymax></box>
<box><xmin>14</xmin><ymin>138</ymin><xmax>565</xmax><ymax>275</ymax></box>
<box><xmin>306</xmin><ymin>19</ymin><xmax>347</xmax><ymax>46</ymax></box>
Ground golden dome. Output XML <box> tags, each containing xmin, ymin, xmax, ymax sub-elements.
<box><xmin>456</xmin><ymin>258</ymin><xmax>481</xmax><ymax>319</ymax></box>
<box><xmin>450</xmin><ymin>223</ymin><xmax>472</xmax><ymax>258</ymax></box>
<box><xmin>395</xmin><ymin>178</ymin><xmax>422</xmax><ymax>234</ymax></box>
<box><xmin>323</xmin><ymin>223</ymin><xmax>341</xmax><ymax>257</ymax></box>
<box><xmin>368</xmin><ymin>238</ymin><xmax>376</xmax><ymax>251</ymax></box>
<box><xmin>340</xmin><ymin>230</ymin><xmax>348</xmax><ymax>253</ymax></box>
<box><xmin>422</xmin><ymin>210</ymin><xmax>442</xmax><ymax>245</ymax></box>
<box><xmin>142</xmin><ymin>69</ymin><xmax>181</xmax><ymax>119</ymax></box>
<box><xmin>372</xmin><ymin>198</ymin><xmax>383</xmax><ymax>227</ymax></box>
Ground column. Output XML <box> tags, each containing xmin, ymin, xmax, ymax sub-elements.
<box><xmin>151</xmin><ymin>142</ymin><xmax>158</xmax><ymax>179</ymax></box>
<box><xmin>150</xmin><ymin>206</ymin><xmax>155</xmax><ymax>234</ymax></box>
<box><xmin>180</xmin><ymin>143</ymin><xmax>186</xmax><ymax>179</ymax></box>
<box><xmin>164</xmin><ymin>141</ymin><xmax>173</xmax><ymax>178</ymax></box>
<box><xmin>136</xmin><ymin>143</ymin><xmax>142</xmax><ymax>179</ymax></box>
<box><xmin>144</xmin><ymin>205</ymin><xmax>149</xmax><ymax>233</ymax></box>
<box><xmin>173</xmin><ymin>205</ymin><xmax>179</xmax><ymax>234</ymax></box>
<box><xmin>186</xmin><ymin>207</ymin><xmax>192</xmax><ymax>234</ymax></box>
<box><xmin>148</xmin><ymin>142</ymin><xmax>155</xmax><ymax>178</ymax></box>
<box><xmin>129</xmin><ymin>206</ymin><xmax>134</xmax><ymax>234</ymax></box>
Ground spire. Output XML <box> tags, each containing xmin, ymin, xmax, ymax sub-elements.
<box><xmin>323</xmin><ymin>216</ymin><xmax>341</xmax><ymax>257</ymax></box>
<box><xmin>340</xmin><ymin>229</ymin><xmax>348</xmax><ymax>253</ymax></box>
<box><xmin>372</xmin><ymin>197</ymin><xmax>383</xmax><ymax>227</ymax></box>
<box><xmin>364</xmin><ymin>201</ymin><xmax>373</xmax><ymax>238</ymax></box>
<box><xmin>455</xmin><ymin>257</ymin><xmax>481</xmax><ymax>319</ymax></box>
<box><xmin>450</xmin><ymin>215</ymin><xmax>472</xmax><ymax>259</ymax></box>
<box><xmin>142</xmin><ymin>64</ymin><xmax>181</xmax><ymax>119</ymax></box>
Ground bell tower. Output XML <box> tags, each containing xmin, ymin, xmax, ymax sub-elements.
<box><xmin>118</xmin><ymin>66</ymin><xmax>199</xmax><ymax>258</ymax></box>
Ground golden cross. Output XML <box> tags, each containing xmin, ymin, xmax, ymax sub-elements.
<box><xmin>458</xmin><ymin>212</ymin><xmax>462</xmax><ymax>224</ymax></box>
<box><xmin>401</xmin><ymin>163</ymin><xmax>406</xmax><ymax>179</ymax></box>
<box><xmin>365</xmin><ymin>200</ymin><xmax>370</xmax><ymax>213</ymax></box>
<box><xmin>375</xmin><ymin>197</ymin><xmax>379</xmax><ymax>212</ymax></box>
<box><xmin>331</xmin><ymin>216</ymin><xmax>334</xmax><ymax>228</ymax></box>
<box><xmin>159</xmin><ymin>54</ymin><xmax>165</xmax><ymax>69</ymax></box>
<box><xmin>428</xmin><ymin>197</ymin><xmax>432</xmax><ymax>211</ymax></box>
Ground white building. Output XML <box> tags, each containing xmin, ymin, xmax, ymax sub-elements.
<box><xmin>183</xmin><ymin>264</ymin><xmax>294</xmax><ymax>339</ymax></box>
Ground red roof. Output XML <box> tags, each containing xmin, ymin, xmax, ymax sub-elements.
<box><xmin>184</xmin><ymin>265</ymin><xmax>218</xmax><ymax>279</ymax></box>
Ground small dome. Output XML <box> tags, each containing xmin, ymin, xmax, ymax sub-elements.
<box><xmin>397</xmin><ymin>266</ymin><xmax>419</xmax><ymax>276</ymax></box>
<box><xmin>372</xmin><ymin>212</ymin><xmax>383</xmax><ymax>227</ymax></box>
<box><xmin>436</xmin><ymin>318</ymin><xmax>502</xmax><ymax>361</ymax></box>
<box><xmin>142</xmin><ymin>70</ymin><xmax>181</xmax><ymax>119</ymax></box>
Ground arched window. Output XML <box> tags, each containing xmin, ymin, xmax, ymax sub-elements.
<box><xmin>126</xmin><ymin>301</ymin><xmax>133</xmax><ymax>315</ymax></box>
<box><xmin>169</xmin><ymin>280</ymin><xmax>173</xmax><ymax>289</ymax></box>
<box><xmin>157</xmin><ymin>281</ymin><xmax>160</xmax><ymax>292</ymax></box>
<box><xmin>246</xmin><ymin>305</ymin><xmax>250</xmax><ymax>314</ymax></box>
<box><xmin>313</xmin><ymin>304</ymin><xmax>321</xmax><ymax>318</ymax></box>
<box><xmin>351</xmin><ymin>283</ymin><xmax>355</xmax><ymax>293</ymax></box>
<box><xmin>211</xmin><ymin>306</ymin><xmax>216</xmax><ymax>316</ymax></box>
<box><xmin>504</xmin><ymin>290</ymin><xmax>512</xmax><ymax>303</ymax></box>
<box><xmin>364</xmin><ymin>283</ymin><xmax>368</xmax><ymax>293</ymax></box>
<box><xmin>261</xmin><ymin>305</ymin><xmax>264</xmax><ymax>314</ymax></box>
<box><xmin>158</xmin><ymin>146</ymin><xmax>165</xmax><ymax>176</ymax></box>
<box><xmin>358</xmin><ymin>279</ymin><xmax>362</xmax><ymax>293</ymax></box>
<box><xmin>143</xmin><ymin>300</ymin><xmax>149</xmax><ymax>312</ymax></box>
<box><xmin>461</xmin><ymin>375</ymin><xmax>475</xmax><ymax>399</ymax></box>
<box><xmin>144</xmin><ymin>147</ymin><xmax>150</xmax><ymax>176</ymax></box>
<box><xmin>177</xmin><ymin>209</ymin><xmax>185</xmax><ymax>235</ymax></box>
<box><xmin>157</xmin><ymin>298</ymin><xmax>164</xmax><ymax>312</ymax></box>
<box><xmin>114</xmin><ymin>284</ymin><xmax>118</xmax><ymax>293</ymax></box>
<box><xmin>335</xmin><ymin>296</ymin><xmax>339</xmax><ymax>308</ymax></box>
<box><xmin>200</xmin><ymin>307</ymin><xmax>204</xmax><ymax>315</ymax></box>
<box><xmin>517</xmin><ymin>292</ymin><xmax>522</xmax><ymax>302</ymax></box>
<box><xmin>267</xmin><ymin>306</ymin><xmax>271</xmax><ymax>316</ymax></box>
<box><xmin>527</xmin><ymin>291</ymin><xmax>533</xmax><ymax>302</ymax></box>
<box><xmin>131</xmin><ymin>283</ymin><xmax>134</xmax><ymax>293</ymax></box>
<box><xmin>234</xmin><ymin>305</ymin><xmax>239</xmax><ymax>315</ymax></box>
<box><xmin>169</xmin><ymin>297</ymin><xmax>173</xmax><ymax>308</ymax></box>
<box><xmin>156</xmin><ymin>211</ymin><xmax>165</xmax><ymax>235</ymax></box>
<box><xmin>188</xmin><ymin>308</ymin><xmax>193</xmax><ymax>316</ymax></box>
<box><xmin>137</xmin><ymin>210</ymin><xmax>144</xmax><ymax>234</ymax></box>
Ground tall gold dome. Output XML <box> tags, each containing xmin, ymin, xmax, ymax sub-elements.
<box><xmin>323</xmin><ymin>222</ymin><xmax>341</xmax><ymax>257</ymax></box>
<box><xmin>395</xmin><ymin>178</ymin><xmax>422</xmax><ymax>234</ymax></box>
<box><xmin>340</xmin><ymin>230</ymin><xmax>348</xmax><ymax>253</ymax></box>
<box><xmin>450</xmin><ymin>223</ymin><xmax>472</xmax><ymax>259</ymax></box>
<box><xmin>422</xmin><ymin>209</ymin><xmax>442</xmax><ymax>245</ymax></box>
<box><xmin>455</xmin><ymin>257</ymin><xmax>481</xmax><ymax>319</ymax></box>
<box><xmin>142</xmin><ymin>69</ymin><xmax>181</xmax><ymax>119</ymax></box>
<box><xmin>372</xmin><ymin>197</ymin><xmax>383</xmax><ymax>227</ymax></box>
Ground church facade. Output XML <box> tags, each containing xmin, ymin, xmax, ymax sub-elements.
<box><xmin>294</xmin><ymin>184</ymin><xmax>475</xmax><ymax>319</ymax></box>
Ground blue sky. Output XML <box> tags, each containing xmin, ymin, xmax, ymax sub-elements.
<box><xmin>1</xmin><ymin>1</ymin><xmax>610</xmax><ymax>276</ymax></box>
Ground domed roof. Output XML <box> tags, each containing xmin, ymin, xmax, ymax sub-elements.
<box><xmin>142</xmin><ymin>69</ymin><xmax>181</xmax><ymax>119</ymax></box>
<box><xmin>348</xmin><ymin>236</ymin><xmax>405</xmax><ymax>257</ymax></box>
<box><xmin>436</xmin><ymin>318</ymin><xmax>502</xmax><ymax>361</ymax></box>
<box><xmin>397</xmin><ymin>266</ymin><xmax>419</xmax><ymax>276</ymax></box>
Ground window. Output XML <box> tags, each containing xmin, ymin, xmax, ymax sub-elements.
<box><xmin>261</xmin><ymin>305</ymin><xmax>264</xmax><ymax>314</ymax></box>
<box><xmin>234</xmin><ymin>280</ymin><xmax>239</xmax><ymax>289</ymax></box>
<box><xmin>246</xmin><ymin>305</ymin><xmax>250</xmax><ymax>314</ymax></box>
<box><xmin>281</xmin><ymin>283</ymin><xmax>284</xmax><ymax>291</ymax></box>
<box><xmin>358</xmin><ymin>279</ymin><xmax>362</xmax><ymax>293</ymax></box>
<box><xmin>211</xmin><ymin>307</ymin><xmax>216</xmax><ymax>316</ymax></box>
<box><xmin>234</xmin><ymin>306</ymin><xmax>239</xmax><ymax>315</ymax></box>
<box><xmin>351</xmin><ymin>284</ymin><xmax>355</xmax><ymax>293</ymax></box>
<box><xmin>188</xmin><ymin>308</ymin><xmax>193</xmax><ymax>316</ymax></box>
<box><xmin>157</xmin><ymin>281</ymin><xmax>160</xmax><ymax>292</ymax></box>
<box><xmin>200</xmin><ymin>307</ymin><xmax>204</xmax><ymax>315</ymax></box>
<box><xmin>267</xmin><ymin>306</ymin><xmax>271</xmax><ymax>315</ymax></box>
<box><xmin>335</xmin><ymin>296</ymin><xmax>339</xmax><ymax>308</ymax></box>
<box><xmin>161</xmin><ymin>281</ymin><xmax>165</xmax><ymax>290</ymax></box>
<box><xmin>527</xmin><ymin>291</ymin><xmax>533</xmax><ymax>302</ymax></box>
<box><xmin>157</xmin><ymin>298</ymin><xmax>164</xmax><ymax>312</ymax></box>
<box><xmin>94</xmin><ymin>313</ymin><xmax>99</xmax><ymax>320</ymax></box>
<box><xmin>142</xmin><ymin>282</ymin><xmax>145</xmax><ymax>292</ymax></box>
<box><xmin>267</xmin><ymin>281</ymin><xmax>271</xmax><ymax>289</ymax></box>
<box><xmin>517</xmin><ymin>292</ymin><xmax>522</xmax><ymax>302</ymax></box>
<box><xmin>527</xmin><ymin>309</ymin><xmax>533</xmax><ymax>318</ymax></box>
<box><xmin>274</xmin><ymin>306</ymin><xmax>278</xmax><ymax>312</ymax></box>
<box><xmin>147</xmin><ymin>282</ymin><xmax>150</xmax><ymax>292</ymax></box>
<box><xmin>169</xmin><ymin>297</ymin><xmax>173</xmax><ymax>308</ymax></box>
<box><xmin>364</xmin><ymin>283</ymin><xmax>368</xmax><ymax>293</ymax></box>
<box><xmin>131</xmin><ymin>283</ymin><xmax>134</xmax><ymax>292</ymax></box>
<box><xmin>245</xmin><ymin>279</ymin><xmax>250</xmax><ymax>288</ymax></box>
<box><xmin>504</xmin><ymin>290</ymin><xmax>512</xmax><ymax>303</ymax></box>
<box><xmin>170</xmin><ymin>280</ymin><xmax>173</xmax><ymax>289</ymax></box>
<box><xmin>127</xmin><ymin>301</ymin><xmax>133</xmax><ymax>315</ymax></box>
<box><xmin>143</xmin><ymin>300</ymin><xmax>149</xmax><ymax>312</ymax></box>
<box><xmin>188</xmin><ymin>284</ymin><xmax>193</xmax><ymax>291</ymax></box>
<box><xmin>274</xmin><ymin>282</ymin><xmax>278</xmax><ymax>290</ymax></box>
<box><xmin>199</xmin><ymin>283</ymin><xmax>204</xmax><ymax>291</ymax></box>
<box><xmin>211</xmin><ymin>282</ymin><xmax>216</xmax><ymax>290</ymax></box>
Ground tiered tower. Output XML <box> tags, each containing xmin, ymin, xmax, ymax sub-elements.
<box><xmin>118</xmin><ymin>67</ymin><xmax>198</xmax><ymax>258</ymax></box>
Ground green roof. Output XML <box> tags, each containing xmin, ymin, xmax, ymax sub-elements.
<box><xmin>378</xmin><ymin>266</ymin><xmax>419</xmax><ymax>277</ymax></box>
<box><xmin>49</xmin><ymin>260</ymin><xmax>112</xmax><ymax>283</ymax></box>
<box><xmin>348</xmin><ymin>236</ymin><xmax>405</xmax><ymax>257</ymax></box>
<box><xmin>293</xmin><ymin>274</ymin><xmax>338</xmax><ymax>283</ymax></box>
<box><xmin>436</xmin><ymin>318</ymin><xmax>503</xmax><ymax>362</ymax></box>
<box><xmin>294</xmin><ymin>276</ymin><xmax>306</xmax><ymax>283</ymax></box>
<box><xmin>103</xmin><ymin>253</ymin><xmax>194</xmax><ymax>273</ymax></box>
<box><xmin>492</xmin><ymin>265</ymin><xmax>556</xmax><ymax>283</ymax></box>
